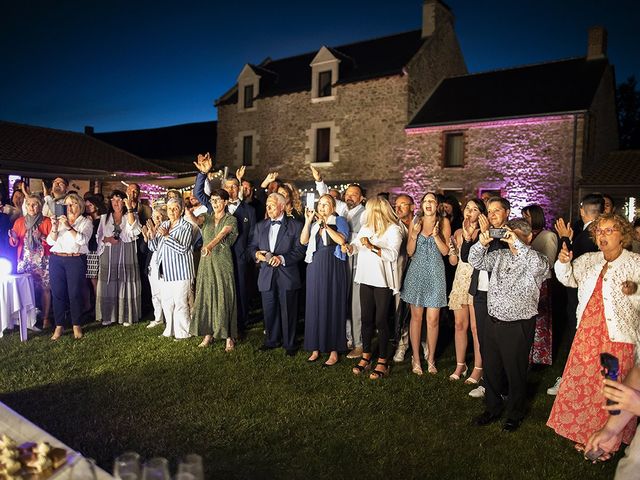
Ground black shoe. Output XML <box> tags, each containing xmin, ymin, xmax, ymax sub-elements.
<box><xmin>285</xmin><ymin>349</ymin><xmax>297</xmax><ymax>357</ymax></box>
<box><xmin>502</xmin><ymin>418</ymin><xmax>521</xmax><ymax>432</ymax></box>
<box><xmin>258</xmin><ymin>345</ymin><xmax>276</xmax><ymax>352</ymax></box>
<box><xmin>474</xmin><ymin>411</ymin><xmax>501</xmax><ymax>426</ymax></box>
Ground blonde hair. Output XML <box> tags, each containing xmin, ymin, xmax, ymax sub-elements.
<box><xmin>363</xmin><ymin>196</ymin><xmax>399</xmax><ymax>236</ymax></box>
<box><xmin>590</xmin><ymin>213</ymin><xmax>634</xmax><ymax>249</ymax></box>
<box><xmin>282</xmin><ymin>182</ymin><xmax>303</xmax><ymax>214</ymax></box>
<box><xmin>64</xmin><ymin>193</ymin><xmax>85</xmax><ymax>215</ymax></box>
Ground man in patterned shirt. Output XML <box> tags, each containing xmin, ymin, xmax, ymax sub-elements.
<box><xmin>469</xmin><ymin>218</ymin><xmax>550</xmax><ymax>432</ymax></box>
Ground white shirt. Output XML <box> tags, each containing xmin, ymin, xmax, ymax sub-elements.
<box><xmin>95</xmin><ymin>213</ymin><xmax>142</xmax><ymax>256</ymax></box>
<box><xmin>351</xmin><ymin>224</ymin><xmax>403</xmax><ymax>292</ymax></box>
<box><xmin>227</xmin><ymin>200</ymin><xmax>240</xmax><ymax>215</ymax></box>
<box><xmin>46</xmin><ymin>215</ymin><xmax>93</xmax><ymax>254</ymax></box>
<box><xmin>268</xmin><ymin>214</ymin><xmax>284</xmax><ymax>252</ymax></box>
<box><xmin>555</xmin><ymin>249</ymin><xmax>640</xmax><ymax>361</ymax></box>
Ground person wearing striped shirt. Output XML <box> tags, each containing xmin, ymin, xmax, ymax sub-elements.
<box><xmin>147</xmin><ymin>198</ymin><xmax>195</xmax><ymax>340</ymax></box>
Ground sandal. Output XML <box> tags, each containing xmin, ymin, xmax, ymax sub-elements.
<box><xmin>352</xmin><ymin>357</ymin><xmax>372</xmax><ymax>375</ymax></box>
<box><xmin>369</xmin><ymin>361</ymin><xmax>390</xmax><ymax>380</ymax></box>
<box><xmin>427</xmin><ymin>361</ymin><xmax>438</xmax><ymax>375</ymax></box>
<box><xmin>449</xmin><ymin>363</ymin><xmax>468</xmax><ymax>381</ymax></box>
<box><xmin>465</xmin><ymin>367</ymin><xmax>483</xmax><ymax>384</ymax></box>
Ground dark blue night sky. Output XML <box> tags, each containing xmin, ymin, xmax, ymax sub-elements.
<box><xmin>1</xmin><ymin>0</ymin><xmax>638</xmax><ymax>133</ymax></box>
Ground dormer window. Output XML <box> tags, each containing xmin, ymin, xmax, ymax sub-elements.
<box><xmin>243</xmin><ymin>84</ymin><xmax>254</xmax><ymax>109</ymax></box>
<box><xmin>310</xmin><ymin>46</ymin><xmax>339</xmax><ymax>103</ymax></box>
<box><xmin>237</xmin><ymin>64</ymin><xmax>260</xmax><ymax>113</ymax></box>
<box><xmin>318</xmin><ymin>71</ymin><xmax>332</xmax><ymax>98</ymax></box>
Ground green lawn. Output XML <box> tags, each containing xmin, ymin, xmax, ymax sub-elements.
<box><xmin>0</xmin><ymin>319</ymin><xmax>618</xmax><ymax>479</ymax></box>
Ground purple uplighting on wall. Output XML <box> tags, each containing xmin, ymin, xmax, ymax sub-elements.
<box><xmin>400</xmin><ymin>114</ymin><xmax>578</xmax><ymax>228</ymax></box>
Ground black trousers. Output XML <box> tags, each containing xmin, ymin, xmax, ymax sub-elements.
<box><xmin>472</xmin><ymin>291</ymin><xmax>488</xmax><ymax>359</ymax></box>
<box><xmin>360</xmin><ymin>284</ymin><xmax>392</xmax><ymax>359</ymax></box>
<box><xmin>483</xmin><ymin>315</ymin><xmax>536</xmax><ymax>421</ymax></box>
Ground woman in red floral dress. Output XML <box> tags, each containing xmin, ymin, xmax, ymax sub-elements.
<box><xmin>548</xmin><ymin>214</ymin><xmax>640</xmax><ymax>452</ymax></box>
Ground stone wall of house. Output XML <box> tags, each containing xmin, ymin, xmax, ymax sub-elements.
<box><xmin>397</xmin><ymin>116</ymin><xmax>578</xmax><ymax>225</ymax></box>
<box><xmin>406</xmin><ymin>18</ymin><xmax>467</xmax><ymax>120</ymax></box>
<box><xmin>585</xmin><ymin>64</ymin><xmax>620</xmax><ymax>174</ymax></box>
<box><xmin>216</xmin><ymin>74</ymin><xmax>410</xmax><ymax>188</ymax></box>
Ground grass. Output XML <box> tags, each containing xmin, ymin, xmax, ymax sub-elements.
<box><xmin>0</xmin><ymin>316</ymin><xmax>619</xmax><ymax>479</ymax></box>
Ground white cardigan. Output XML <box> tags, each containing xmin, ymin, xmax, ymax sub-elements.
<box><xmin>555</xmin><ymin>249</ymin><xmax>640</xmax><ymax>361</ymax></box>
<box><xmin>351</xmin><ymin>224</ymin><xmax>403</xmax><ymax>294</ymax></box>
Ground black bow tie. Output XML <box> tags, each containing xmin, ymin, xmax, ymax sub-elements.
<box><xmin>229</xmin><ymin>201</ymin><xmax>239</xmax><ymax>206</ymax></box>
<box><xmin>270</xmin><ymin>220</ymin><xmax>282</xmax><ymax>226</ymax></box>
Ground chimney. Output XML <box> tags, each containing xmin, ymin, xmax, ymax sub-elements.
<box><xmin>587</xmin><ymin>26</ymin><xmax>607</xmax><ymax>60</ymax></box>
<box><xmin>84</xmin><ymin>125</ymin><xmax>94</xmax><ymax>135</ymax></box>
<box><xmin>422</xmin><ymin>0</ymin><xmax>453</xmax><ymax>38</ymax></box>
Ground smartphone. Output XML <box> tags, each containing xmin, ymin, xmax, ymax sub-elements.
<box><xmin>489</xmin><ymin>227</ymin><xmax>507</xmax><ymax>239</ymax></box>
<box><xmin>600</xmin><ymin>352</ymin><xmax>620</xmax><ymax>415</ymax></box>
<box><xmin>584</xmin><ymin>447</ymin><xmax>604</xmax><ymax>461</ymax></box>
<box><xmin>54</xmin><ymin>203</ymin><xmax>68</xmax><ymax>217</ymax></box>
<box><xmin>305</xmin><ymin>192</ymin><xmax>315</xmax><ymax>210</ymax></box>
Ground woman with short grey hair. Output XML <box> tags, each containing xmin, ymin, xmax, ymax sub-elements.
<box><xmin>147</xmin><ymin>198</ymin><xmax>195</xmax><ymax>339</ymax></box>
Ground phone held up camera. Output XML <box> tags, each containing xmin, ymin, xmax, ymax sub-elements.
<box><xmin>600</xmin><ymin>352</ymin><xmax>620</xmax><ymax>415</ymax></box>
<box><xmin>488</xmin><ymin>227</ymin><xmax>507</xmax><ymax>239</ymax></box>
<box><xmin>54</xmin><ymin>203</ymin><xmax>68</xmax><ymax>218</ymax></box>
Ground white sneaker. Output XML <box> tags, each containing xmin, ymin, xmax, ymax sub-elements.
<box><xmin>393</xmin><ymin>344</ymin><xmax>407</xmax><ymax>363</ymax></box>
<box><xmin>468</xmin><ymin>386</ymin><xmax>485</xmax><ymax>398</ymax></box>
<box><xmin>147</xmin><ymin>320</ymin><xmax>162</xmax><ymax>329</ymax></box>
<box><xmin>122</xmin><ymin>322</ymin><xmax>131</xmax><ymax>327</ymax></box>
<box><xmin>547</xmin><ymin>377</ymin><xmax>562</xmax><ymax>396</ymax></box>
<box><xmin>101</xmin><ymin>320</ymin><xmax>114</xmax><ymax>327</ymax></box>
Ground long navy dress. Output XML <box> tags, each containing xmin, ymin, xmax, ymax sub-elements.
<box><xmin>304</xmin><ymin>217</ymin><xmax>349</xmax><ymax>353</ymax></box>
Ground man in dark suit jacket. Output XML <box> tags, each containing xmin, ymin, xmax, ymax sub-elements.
<box><xmin>249</xmin><ymin>192</ymin><xmax>305</xmax><ymax>355</ymax></box>
<box><xmin>223</xmin><ymin>177</ymin><xmax>256</xmax><ymax>335</ymax></box>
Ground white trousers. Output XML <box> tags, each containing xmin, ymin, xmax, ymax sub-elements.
<box><xmin>160</xmin><ymin>279</ymin><xmax>192</xmax><ymax>339</ymax></box>
<box><xmin>616</xmin><ymin>427</ymin><xmax>640</xmax><ymax>480</ymax></box>
<box><xmin>148</xmin><ymin>260</ymin><xmax>164</xmax><ymax>323</ymax></box>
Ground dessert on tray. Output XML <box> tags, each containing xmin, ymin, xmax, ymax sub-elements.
<box><xmin>0</xmin><ymin>434</ymin><xmax>68</xmax><ymax>479</ymax></box>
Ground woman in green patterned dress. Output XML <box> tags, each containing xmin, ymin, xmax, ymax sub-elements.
<box><xmin>190</xmin><ymin>185</ymin><xmax>239</xmax><ymax>351</ymax></box>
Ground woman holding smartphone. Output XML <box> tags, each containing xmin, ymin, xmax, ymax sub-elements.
<box><xmin>301</xmin><ymin>194</ymin><xmax>349</xmax><ymax>367</ymax></box>
<box><xmin>400</xmin><ymin>192</ymin><xmax>450</xmax><ymax>375</ymax></box>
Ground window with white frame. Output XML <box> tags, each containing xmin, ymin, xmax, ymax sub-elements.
<box><xmin>306</xmin><ymin>121</ymin><xmax>339</xmax><ymax>166</ymax></box>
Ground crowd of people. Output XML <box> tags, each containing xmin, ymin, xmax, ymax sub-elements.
<box><xmin>1</xmin><ymin>156</ymin><xmax>640</xmax><ymax>476</ymax></box>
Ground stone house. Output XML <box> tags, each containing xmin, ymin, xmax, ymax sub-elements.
<box><xmin>403</xmin><ymin>26</ymin><xmax>618</xmax><ymax>222</ymax></box>
<box><xmin>215</xmin><ymin>0</ymin><xmax>466</xmax><ymax>193</ymax></box>
<box><xmin>215</xmin><ymin>0</ymin><xmax>621</xmax><ymax>222</ymax></box>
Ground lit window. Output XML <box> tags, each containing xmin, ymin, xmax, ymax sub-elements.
<box><xmin>315</xmin><ymin>128</ymin><xmax>331</xmax><ymax>163</ymax></box>
<box><xmin>444</xmin><ymin>132</ymin><xmax>464</xmax><ymax>167</ymax></box>
<box><xmin>318</xmin><ymin>71</ymin><xmax>332</xmax><ymax>98</ymax></box>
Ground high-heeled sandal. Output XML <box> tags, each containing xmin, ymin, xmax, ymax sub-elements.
<box><xmin>412</xmin><ymin>358</ymin><xmax>423</xmax><ymax>376</ymax></box>
<box><xmin>50</xmin><ymin>326</ymin><xmax>63</xmax><ymax>341</ymax></box>
<box><xmin>72</xmin><ymin>326</ymin><xmax>83</xmax><ymax>339</ymax></box>
<box><xmin>369</xmin><ymin>362</ymin><xmax>390</xmax><ymax>380</ymax></box>
<box><xmin>464</xmin><ymin>367</ymin><xmax>483</xmax><ymax>384</ymax></box>
<box><xmin>225</xmin><ymin>338</ymin><xmax>235</xmax><ymax>352</ymax></box>
<box><xmin>449</xmin><ymin>363</ymin><xmax>468</xmax><ymax>381</ymax></box>
<box><xmin>352</xmin><ymin>357</ymin><xmax>371</xmax><ymax>375</ymax></box>
<box><xmin>427</xmin><ymin>361</ymin><xmax>438</xmax><ymax>374</ymax></box>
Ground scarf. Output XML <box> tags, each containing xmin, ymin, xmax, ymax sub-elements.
<box><xmin>24</xmin><ymin>212</ymin><xmax>44</xmax><ymax>252</ymax></box>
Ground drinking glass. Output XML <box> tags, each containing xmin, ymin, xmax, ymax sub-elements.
<box><xmin>177</xmin><ymin>454</ymin><xmax>203</xmax><ymax>480</ymax></box>
<box><xmin>141</xmin><ymin>457</ymin><xmax>171</xmax><ymax>480</ymax></box>
<box><xmin>114</xmin><ymin>451</ymin><xmax>141</xmax><ymax>479</ymax></box>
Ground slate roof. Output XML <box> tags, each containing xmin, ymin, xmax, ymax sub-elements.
<box><xmin>217</xmin><ymin>29</ymin><xmax>426</xmax><ymax>105</ymax></box>
<box><xmin>0</xmin><ymin>121</ymin><xmax>174</xmax><ymax>179</ymax></box>
<box><xmin>94</xmin><ymin>121</ymin><xmax>216</xmax><ymax>169</ymax></box>
<box><xmin>581</xmin><ymin>150</ymin><xmax>640</xmax><ymax>187</ymax></box>
<box><xmin>408</xmin><ymin>57</ymin><xmax>610</xmax><ymax>127</ymax></box>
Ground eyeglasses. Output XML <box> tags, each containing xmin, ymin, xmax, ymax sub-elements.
<box><xmin>595</xmin><ymin>227</ymin><xmax>619</xmax><ymax>236</ymax></box>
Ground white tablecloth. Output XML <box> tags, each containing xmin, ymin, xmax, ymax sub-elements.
<box><xmin>0</xmin><ymin>401</ymin><xmax>113</xmax><ymax>478</ymax></box>
<box><xmin>0</xmin><ymin>273</ymin><xmax>37</xmax><ymax>340</ymax></box>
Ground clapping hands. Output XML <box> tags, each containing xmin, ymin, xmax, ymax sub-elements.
<box><xmin>554</xmin><ymin>218</ymin><xmax>573</xmax><ymax>240</ymax></box>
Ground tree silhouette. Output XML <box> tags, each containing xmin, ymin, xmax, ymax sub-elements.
<box><xmin>616</xmin><ymin>76</ymin><xmax>640</xmax><ymax>149</ymax></box>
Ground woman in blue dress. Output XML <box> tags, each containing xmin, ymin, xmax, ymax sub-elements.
<box><xmin>400</xmin><ymin>192</ymin><xmax>450</xmax><ymax>375</ymax></box>
<box><xmin>301</xmin><ymin>194</ymin><xmax>349</xmax><ymax>367</ymax></box>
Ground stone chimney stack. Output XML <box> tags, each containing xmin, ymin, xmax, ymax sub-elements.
<box><xmin>422</xmin><ymin>0</ymin><xmax>454</xmax><ymax>38</ymax></box>
<box><xmin>587</xmin><ymin>26</ymin><xmax>607</xmax><ymax>60</ymax></box>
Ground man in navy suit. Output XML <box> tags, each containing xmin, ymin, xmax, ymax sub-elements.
<box><xmin>223</xmin><ymin>176</ymin><xmax>256</xmax><ymax>336</ymax></box>
<box><xmin>250</xmin><ymin>192</ymin><xmax>305</xmax><ymax>355</ymax></box>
